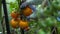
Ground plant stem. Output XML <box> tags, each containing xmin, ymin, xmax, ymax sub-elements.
<box><xmin>2</xmin><ymin>0</ymin><xmax>11</xmax><ymax>34</ymax></box>
<box><xmin>1</xmin><ymin>16</ymin><xmax>5</xmax><ymax>34</ymax></box>
<box><xmin>17</xmin><ymin>0</ymin><xmax>24</xmax><ymax>34</ymax></box>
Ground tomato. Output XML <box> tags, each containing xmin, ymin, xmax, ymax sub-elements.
<box><xmin>10</xmin><ymin>19</ymin><xmax>19</xmax><ymax>28</ymax></box>
<box><xmin>52</xmin><ymin>0</ymin><xmax>60</xmax><ymax>10</ymax></box>
<box><xmin>11</xmin><ymin>11</ymin><xmax>20</xmax><ymax>18</ymax></box>
<box><xmin>24</xmin><ymin>27</ymin><xmax>30</xmax><ymax>31</ymax></box>
<box><xmin>19</xmin><ymin>20</ymin><xmax>29</xmax><ymax>29</ymax></box>
<box><xmin>22</xmin><ymin>6</ymin><xmax>32</xmax><ymax>16</ymax></box>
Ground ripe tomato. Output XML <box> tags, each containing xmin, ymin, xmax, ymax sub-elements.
<box><xmin>11</xmin><ymin>11</ymin><xmax>20</xmax><ymax>18</ymax></box>
<box><xmin>22</xmin><ymin>6</ymin><xmax>32</xmax><ymax>16</ymax></box>
<box><xmin>19</xmin><ymin>20</ymin><xmax>29</xmax><ymax>29</ymax></box>
<box><xmin>24</xmin><ymin>27</ymin><xmax>30</xmax><ymax>31</ymax></box>
<box><xmin>10</xmin><ymin>19</ymin><xmax>19</xmax><ymax>28</ymax></box>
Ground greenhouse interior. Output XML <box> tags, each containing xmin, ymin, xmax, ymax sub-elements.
<box><xmin>0</xmin><ymin>0</ymin><xmax>60</xmax><ymax>34</ymax></box>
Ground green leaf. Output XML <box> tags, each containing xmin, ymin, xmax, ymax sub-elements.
<box><xmin>38</xmin><ymin>29</ymin><xmax>46</xmax><ymax>34</ymax></box>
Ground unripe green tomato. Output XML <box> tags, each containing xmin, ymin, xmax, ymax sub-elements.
<box><xmin>52</xmin><ymin>0</ymin><xmax>60</xmax><ymax>10</ymax></box>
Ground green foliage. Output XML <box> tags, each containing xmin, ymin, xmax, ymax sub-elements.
<box><xmin>9</xmin><ymin>2</ymin><xmax>18</xmax><ymax>12</ymax></box>
<box><xmin>0</xmin><ymin>0</ymin><xmax>2</xmax><ymax>20</ymax></box>
<box><xmin>38</xmin><ymin>29</ymin><xmax>46</xmax><ymax>34</ymax></box>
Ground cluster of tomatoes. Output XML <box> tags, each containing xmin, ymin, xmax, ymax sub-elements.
<box><xmin>10</xmin><ymin>6</ymin><xmax>33</xmax><ymax>31</ymax></box>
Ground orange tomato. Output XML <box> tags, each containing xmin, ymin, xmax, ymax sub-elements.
<box><xmin>11</xmin><ymin>11</ymin><xmax>19</xmax><ymax>18</ymax></box>
<box><xmin>10</xmin><ymin>19</ymin><xmax>19</xmax><ymax>28</ymax></box>
<box><xmin>22</xmin><ymin>6</ymin><xmax>32</xmax><ymax>16</ymax></box>
<box><xmin>19</xmin><ymin>20</ymin><xmax>29</xmax><ymax>29</ymax></box>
